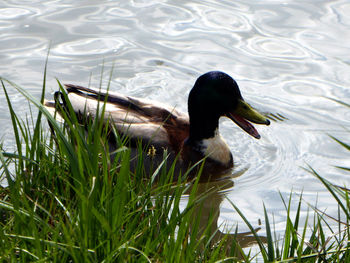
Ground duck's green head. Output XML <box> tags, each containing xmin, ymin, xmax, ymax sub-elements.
<box><xmin>188</xmin><ymin>71</ymin><xmax>270</xmax><ymax>140</ymax></box>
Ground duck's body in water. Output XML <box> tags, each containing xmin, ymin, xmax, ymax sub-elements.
<box><xmin>45</xmin><ymin>71</ymin><xmax>270</xmax><ymax>179</ymax></box>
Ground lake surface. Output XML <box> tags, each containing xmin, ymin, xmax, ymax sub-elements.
<box><xmin>1</xmin><ymin>0</ymin><xmax>350</xmax><ymax>247</ymax></box>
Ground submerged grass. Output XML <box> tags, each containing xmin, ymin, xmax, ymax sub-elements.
<box><xmin>0</xmin><ymin>69</ymin><xmax>349</xmax><ymax>262</ymax></box>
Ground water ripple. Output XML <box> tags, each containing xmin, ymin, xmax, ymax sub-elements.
<box><xmin>1</xmin><ymin>36</ymin><xmax>44</xmax><ymax>53</ymax></box>
<box><xmin>52</xmin><ymin>37</ymin><xmax>132</xmax><ymax>56</ymax></box>
<box><xmin>0</xmin><ymin>7</ymin><xmax>32</xmax><ymax>19</ymax></box>
<box><xmin>245</xmin><ymin>37</ymin><xmax>308</xmax><ymax>59</ymax></box>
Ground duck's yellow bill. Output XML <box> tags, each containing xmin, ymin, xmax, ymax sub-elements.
<box><xmin>226</xmin><ymin>99</ymin><xmax>270</xmax><ymax>139</ymax></box>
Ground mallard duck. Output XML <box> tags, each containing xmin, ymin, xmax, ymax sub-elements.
<box><xmin>45</xmin><ymin>71</ymin><xmax>270</xmax><ymax>178</ymax></box>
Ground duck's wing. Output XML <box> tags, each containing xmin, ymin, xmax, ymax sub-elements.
<box><xmin>46</xmin><ymin>84</ymin><xmax>190</xmax><ymax>151</ymax></box>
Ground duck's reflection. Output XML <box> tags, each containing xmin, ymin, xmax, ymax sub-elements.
<box><xmin>184</xmin><ymin>170</ymin><xmax>267</xmax><ymax>255</ymax></box>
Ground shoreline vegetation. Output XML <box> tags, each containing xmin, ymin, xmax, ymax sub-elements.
<box><xmin>0</xmin><ymin>72</ymin><xmax>349</xmax><ymax>262</ymax></box>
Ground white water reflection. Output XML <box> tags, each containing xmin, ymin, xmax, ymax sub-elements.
<box><xmin>1</xmin><ymin>0</ymin><xmax>350</xmax><ymax>245</ymax></box>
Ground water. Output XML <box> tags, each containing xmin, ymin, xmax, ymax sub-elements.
<box><xmin>1</xmin><ymin>0</ymin><xmax>350</xmax><ymax>246</ymax></box>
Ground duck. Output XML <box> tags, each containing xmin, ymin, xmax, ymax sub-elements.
<box><xmin>44</xmin><ymin>71</ymin><xmax>270</xmax><ymax>179</ymax></box>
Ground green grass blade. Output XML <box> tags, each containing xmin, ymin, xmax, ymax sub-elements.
<box><xmin>329</xmin><ymin>135</ymin><xmax>350</xmax><ymax>151</ymax></box>
<box><xmin>328</xmin><ymin>97</ymin><xmax>350</xmax><ymax>108</ymax></box>
<box><xmin>226</xmin><ymin>198</ymin><xmax>268</xmax><ymax>261</ymax></box>
<box><xmin>29</xmin><ymin>48</ymin><xmax>49</xmax><ymax>167</ymax></box>
<box><xmin>263</xmin><ymin>203</ymin><xmax>275</xmax><ymax>261</ymax></box>
<box><xmin>2</xmin><ymin>81</ymin><xmax>23</xmax><ymax>182</ymax></box>
<box><xmin>309</xmin><ymin>166</ymin><xmax>350</xmax><ymax>219</ymax></box>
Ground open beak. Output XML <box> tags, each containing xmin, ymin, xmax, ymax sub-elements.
<box><xmin>226</xmin><ymin>99</ymin><xmax>270</xmax><ymax>139</ymax></box>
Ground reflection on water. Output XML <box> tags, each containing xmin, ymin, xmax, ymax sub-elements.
<box><xmin>1</xmin><ymin>0</ymin><xmax>350</xmax><ymax>241</ymax></box>
<box><xmin>186</xmin><ymin>172</ymin><xmax>268</xmax><ymax>255</ymax></box>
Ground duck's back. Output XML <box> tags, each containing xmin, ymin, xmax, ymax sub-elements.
<box><xmin>51</xmin><ymin>85</ymin><xmax>190</xmax><ymax>155</ymax></box>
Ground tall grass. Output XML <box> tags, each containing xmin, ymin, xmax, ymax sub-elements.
<box><xmin>0</xmin><ymin>72</ymin><xmax>349</xmax><ymax>262</ymax></box>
